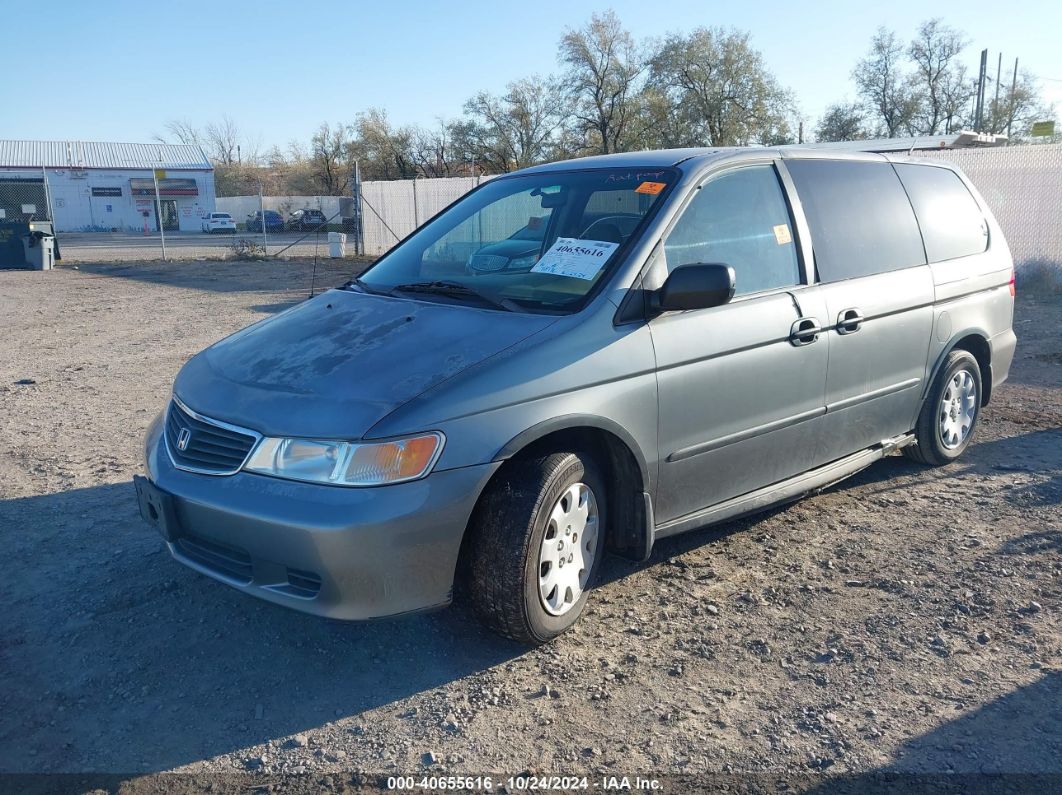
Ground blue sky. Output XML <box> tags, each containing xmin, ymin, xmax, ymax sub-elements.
<box><xmin>3</xmin><ymin>0</ymin><xmax>1058</xmax><ymax>149</ymax></box>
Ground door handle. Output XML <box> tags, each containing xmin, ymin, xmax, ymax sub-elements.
<box><xmin>836</xmin><ymin>308</ymin><xmax>864</xmax><ymax>335</ymax></box>
<box><xmin>790</xmin><ymin>317</ymin><xmax>821</xmax><ymax>346</ymax></box>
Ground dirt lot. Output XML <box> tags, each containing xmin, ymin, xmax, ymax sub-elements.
<box><xmin>0</xmin><ymin>260</ymin><xmax>1059</xmax><ymax>792</ymax></box>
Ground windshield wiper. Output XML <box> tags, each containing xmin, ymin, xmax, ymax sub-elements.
<box><xmin>389</xmin><ymin>281</ymin><xmax>520</xmax><ymax>312</ymax></box>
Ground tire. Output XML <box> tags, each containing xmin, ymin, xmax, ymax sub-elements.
<box><xmin>467</xmin><ymin>451</ymin><xmax>607</xmax><ymax>645</ymax></box>
<box><xmin>904</xmin><ymin>350</ymin><xmax>982</xmax><ymax>466</ymax></box>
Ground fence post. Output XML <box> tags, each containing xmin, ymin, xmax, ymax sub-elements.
<box><xmin>259</xmin><ymin>182</ymin><xmax>267</xmax><ymax>255</ymax></box>
<box><xmin>152</xmin><ymin>169</ymin><xmax>167</xmax><ymax>261</ymax></box>
<box><xmin>412</xmin><ymin>175</ymin><xmax>419</xmax><ymax>228</ymax></box>
<box><xmin>41</xmin><ymin>167</ymin><xmax>55</xmax><ymax>229</ymax></box>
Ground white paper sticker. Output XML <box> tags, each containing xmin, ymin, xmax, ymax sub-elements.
<box><xmin>530</xmin><ymin>238</ymin><xmax>620</xmax><ymax>281</ymax></box>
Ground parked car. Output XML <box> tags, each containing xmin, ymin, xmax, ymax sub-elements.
<box><xmin>285</xmin><ymin>208</ymin><xmax>327</xmax><ymax>232</ymax></box>
<box><xmin>135</xmin><ymin>148</ymin><xmax>1016</xmax><ymax>645</ymax></box>
<box><xmin>201</xmin><ymin>212</ymin><xmax>236</xmax><ymax>234</ymax></box>
<box><xmin>246</xmin><ymin>210</ymin><xmax>284</xmax><ymax>233</ymax></box>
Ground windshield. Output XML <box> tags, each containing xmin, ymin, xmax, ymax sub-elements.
<box><xmin>357</xmin><ymin>168</ymin><xmax>676</xmax><ymax>313</ymax></box>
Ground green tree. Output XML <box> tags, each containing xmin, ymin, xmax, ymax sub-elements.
<box><xmin>559</xmin><ymin>10</ymin><xmax>647</xmax><ymax>154</ymax></box>
<box><xmin>647</xmin><ymin>27</ymin><xmax>795</xmax><ymax>146</ymax></box>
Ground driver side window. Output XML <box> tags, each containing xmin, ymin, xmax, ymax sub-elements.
<box><xmin>664</xmin><ymin>165</ymin><xmax>800</xmax><ymax>296</ymax></box>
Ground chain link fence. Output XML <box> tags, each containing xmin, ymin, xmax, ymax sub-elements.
<box><xmin>915</xmin><ymin>143</ymin><xmax>1062</xmax><ymax>289</ymax></box>
<box><xmin>8</xmin><ymin>145</ymin><xmax>1061</xmax><ymax>281</ymax></box>
<box><xmin>0</xmin><ymin>170</ymin><xmax>56</xmax><ymax>268</ymax></box>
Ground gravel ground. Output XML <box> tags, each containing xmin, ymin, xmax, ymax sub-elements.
<box><xmin>0</xmin><ymin>260</ymin><xmax>1059</xmax><ymax>793</ymax></box>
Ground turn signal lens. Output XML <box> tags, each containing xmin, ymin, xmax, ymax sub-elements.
<box><xmin>1009</xmin><ymin>267</ymin><xmax>1016</xmax><ymax>297</ymax></box>
<box><xmin>244</xmin><ymin>432</ymin><xmax>444</xmax><ymax>486</ymax></box>
<box><xmin>343</xmin><ymin>435</ymin><xmax>442</xmax><ymax>485</ymax></box>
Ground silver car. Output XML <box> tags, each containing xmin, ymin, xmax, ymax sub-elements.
<box><xmin>135</xmin><ymin>148</ymin><xmax>1017</xmax><ymax>644</ymax></box>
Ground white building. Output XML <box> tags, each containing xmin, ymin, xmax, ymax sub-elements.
<box><xmin>0</xmin><ymin>140</ymin><xmax>216</xmax><ymax>233</ymax></box>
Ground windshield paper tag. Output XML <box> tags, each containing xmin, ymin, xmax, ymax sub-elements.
<box><xmin>531</xmin><ymin>238</ymin><xmax>620</xmax><ymax>281</ymax></box>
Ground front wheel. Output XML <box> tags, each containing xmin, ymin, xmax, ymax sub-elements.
<box><xmin>905</xmin><ymin>350</ymin><xmax>982</xmax><ymax>465</ymax></box>
<box><xmin>467</xmin><ymin>451</ymin><xmax>607</xmax><ymax>644</ymax></box>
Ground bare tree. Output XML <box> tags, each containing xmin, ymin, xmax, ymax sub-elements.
<box><xmin>648</xmin><ymin>27</ymin><xmax>796</xmax><ymax>147</ymax></box>
<box><xmin>203</xmin><ymin>115</ymin><xmax>241</xmax><ymax>165</ymax></box>
<box><xmin>308</xmin><ymin>122</ymin><xmax>353</xmax><ymax>195</ymax></box>
<box><xmin>559</xmin><ymin>10</ymin><xmax>647</xmax><ymax>154</ymax></box>
<box><xmin>815</xmin><ymin>101</ymin><xmax>871</xmax><ymax>142</ymax></box>
<box><xmin>407</xmin><ymin>121</ymin><xmax>460</xmax><ymax>178</ymax></box>
<box><xmin>854</xmin><ymin>28</ymin><xmax>918</xmax><ymax>136</ymax></box>
<box><xmin>908</xmin><ymin>19</ymin><xmax>972</xmax><ymax>134</ymax></box>
<box><xmin>157</xmin><ymin>119</ymin><xmax>203</xmax><ymax>147</ymax></box>
<box><xmin>459</xmin><ymin>77</ymin><xmax>569</xmax><ymax>172</ymax></box>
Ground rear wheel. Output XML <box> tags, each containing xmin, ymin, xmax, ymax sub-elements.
<box><xmin>905</xmin><ymin>350</ymin><xmax>982</xmax><ymax>465</ymax></box>
<box><xmin>467</xmin><ymin>451</ymin><xmax>606</xmax><ymax>644</ymax></box>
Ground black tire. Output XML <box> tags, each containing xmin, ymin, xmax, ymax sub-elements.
<box><xmin>904</xmin><ymin>350</ymin><xmax>982</xmax><ymax>466</ymax></box>
<box><xmin>467</xmin><ymin>451</ymin><xmax>607</xmax><ymax>645</ymax></box>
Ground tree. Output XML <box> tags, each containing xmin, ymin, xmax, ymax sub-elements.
<box><xmin>854</xmin><ymin>28</ymin><xmax>918</xmax><ymax>136</ymax></box>
<box><xmin>308</xmin><ymin>122</ymin><xmax>353</xmax><ymax>195</ymax></box>
<box><xmin>983</xmin><ymin>71</ymin><xmax>1052</xmax><ymax>137</ymax></box>
<box><xmin>459</xmin><ymin>77</ymin><xmax>570</xmax><ymax>172</ymax></box>
<box><xmin>407</xmin><ymin>121</ymin><xmax>461</xmax><ymax>178</ymax></box>
<box><xmin>349</xmin><ymin>109</ymin><xmax>416</xmax><ymax>180</ymax></box>
<box><xmin>647</xmin><ymin>27</ymin><xmax>796</xmax><ymax>147</ymax></box>
<box><xmin>559</xmin><ymin>10</ymin><xmax>647</xmax><ymax>154</ymax></box>
<box><xmin>908</xmin><ymin>19</ymin><xmax>972</xmax><ymax>134</ymax></box>
<box><xmin>815</xmin><ymin>101</ymin><xmax>871</xmax><ymax>142</ymax></box>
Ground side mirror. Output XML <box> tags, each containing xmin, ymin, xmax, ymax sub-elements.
<box><xmin>650</xmin><ymin>263</ymin><xmax>736</xmax><ymax>313</ymax></box>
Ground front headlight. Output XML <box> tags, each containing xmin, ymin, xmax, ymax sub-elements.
<box><xmin>243</xmin><ymin>432</ymin><xmax>444</xmax><ymax>486</ymax></box>
<box><xmin>507</xmin><ymin>254</ymin><xmax>538</xmax><ymax>271</ymax></box>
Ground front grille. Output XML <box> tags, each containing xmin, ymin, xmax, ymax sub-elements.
<box><xmin>165</xmin><ymin>399</ymin><xmax>258</xmax><ymax>475</ymax></box>
<box><xmin>468</xmin><ymin>254</ymin><xmax>508</xmax><ymax>272</ymax></box>
<box><xmin>175</xmin><ymin>534</ymin><xmax>253</xmax><ymax>583</ymax></box>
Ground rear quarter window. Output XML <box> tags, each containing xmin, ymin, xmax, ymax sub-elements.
<box><xmin>894</xmin><ymin>164</ymin><xmax>988</xmax><ymax>263</ymax></box>
<box><xmin>786</xmin><ymin>159</ymin><xmax>926</xmax><ymax>282</ymax></box>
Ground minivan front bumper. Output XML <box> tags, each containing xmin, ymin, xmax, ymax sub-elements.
<box><xmin>139</xmin><ymin>417</ymin><xmax>500</xmax><ymax>620</ymax></box>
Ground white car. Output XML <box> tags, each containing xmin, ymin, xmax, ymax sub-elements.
<box><xmin>201</xmin><ymin>212</ymin><xmax>236</xmax><ymax>234</ymax></box>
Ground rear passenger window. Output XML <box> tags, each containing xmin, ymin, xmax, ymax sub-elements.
<box><xmin>664</xmin><ymin>165</ymin><xmax>800</xmax><ymax>296</ymax></box>
<box><xmin>786</xmin><ymin>159</ymin><xmax>926</xmax><ymax>281</ymax></box>
<box><xmin>894</xmin><ymin>164</ymin><xmax>988</xmax><ymax>262</ymax></box>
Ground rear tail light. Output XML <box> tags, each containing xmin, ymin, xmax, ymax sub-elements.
<box><xmin>1009</xmin><ymin>267</ymin><xmax>1016</xmax><ymax>297</ymax></box>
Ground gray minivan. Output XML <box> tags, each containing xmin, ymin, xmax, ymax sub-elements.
<box><xmin>134</xmin><ymin>148</ymin><xmax>1016</xmax><ymax>644</ymax></box>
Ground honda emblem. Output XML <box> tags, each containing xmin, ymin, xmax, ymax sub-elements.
<box><xmin>176</xmin><ymin>428</ymin><xmax>191</xmax><ymax>451</ymax></box>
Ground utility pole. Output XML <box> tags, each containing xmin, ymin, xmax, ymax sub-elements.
<box><xmin>1007</xmin><ymin>58</ymin><xmax>1019</xmax><ymax>139</ymax></box>
<box><xmin>993</xmin><ymin>52</ymin><xmax>1003</xmax><ymax>133</ymax></box>
<box><xmin>974</xmin><ymin>49</ymin><xmax>989</xmax><ymax>132</ymax></box>
<box><xmin>798</xmin><ymin>121</ymin><xmax>804</xmax><ymax>144</ymax></box>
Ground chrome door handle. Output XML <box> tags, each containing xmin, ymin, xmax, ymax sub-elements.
<box><xmin>790</xmin><ymin>317</ymin><xmax>821</xmax><ymax>346</ymax></box>
<box><xmin>836</xmin><ymin>308</ymin><xmax>864</xmax><ymax>335</ymax></box>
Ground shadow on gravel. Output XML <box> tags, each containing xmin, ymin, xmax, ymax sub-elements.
<box><xmin>802</xmin><ymin>672</ymin><xmax>1062</xmax><ymax>793</ymax></box>
<box><xmin>2</xmin><ymin>428</ymin><xmax>1059</xmax><ymax>773</ymax></box>
<box><xmin>0</xmin><ymin>482</ymin><xmax>523</xmax><ymax>774</ymax></box>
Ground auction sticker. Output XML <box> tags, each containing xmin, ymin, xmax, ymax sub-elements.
<box><xmin>531</xmin><ymin>238</ymin><xmax>620</xmax><ymax>280</ymax></box>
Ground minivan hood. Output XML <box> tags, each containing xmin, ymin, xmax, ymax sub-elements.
<box><xmin>173</xmin><ymin>290</ymin><xmax>557</xmax><ymax>439</ymax></box>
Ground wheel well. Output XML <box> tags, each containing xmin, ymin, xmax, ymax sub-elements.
<box><xmin>457</xmin><ymin>427</ymin><xmax>652</xmax><ymax>581</ymax></box>
<box><xmin>951</xmin><ymin>334</ymin><xmax>992</xmax><ymax>405</ymax></box>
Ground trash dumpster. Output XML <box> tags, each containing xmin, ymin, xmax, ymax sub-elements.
<box><xmin>328</xmin><ymin>232</ymin><xmax>346</xmax><ymax>258</ymax></box>
<box><xmin>23</xmin><ymin>231</ymin><xmax>55</xmax><ymax>270</ymax></box>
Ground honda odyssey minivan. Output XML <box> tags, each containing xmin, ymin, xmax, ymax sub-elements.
<box><xmin>135</xmin><ymin>147</ymin><xmax>1016</xmax><ymax>644</ymax></box>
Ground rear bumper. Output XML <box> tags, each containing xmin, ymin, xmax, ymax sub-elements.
<box><xmin>140</xmin><ymin>416</ymin><xmax>500</xmax><ymax>620</ymax></box>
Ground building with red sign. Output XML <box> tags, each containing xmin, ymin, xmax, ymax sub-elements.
<box><xmin>0</xmin><ymin>140</ymin><xmax>216</xmax><ymax>233</ymax></box>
